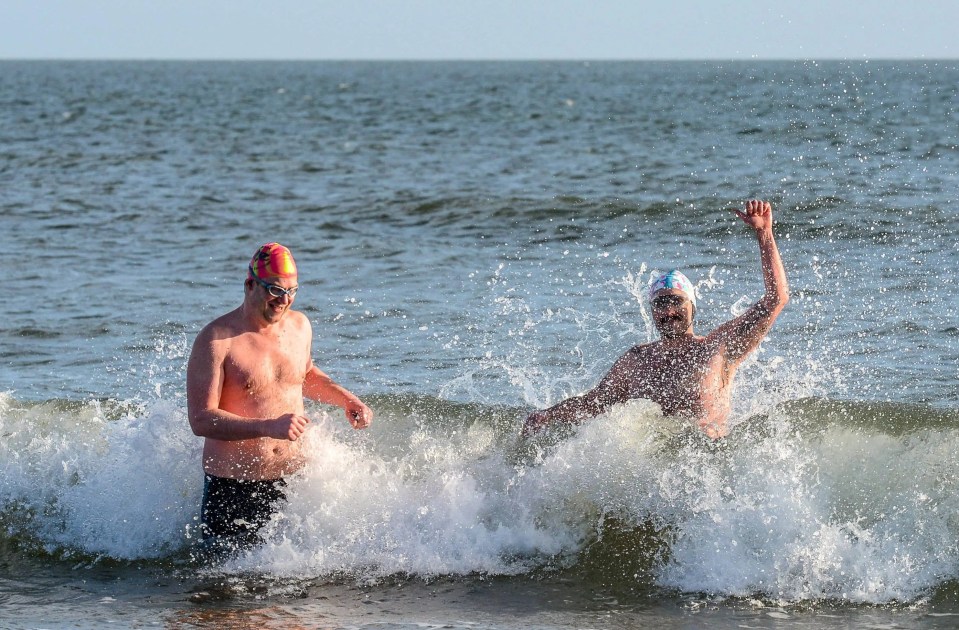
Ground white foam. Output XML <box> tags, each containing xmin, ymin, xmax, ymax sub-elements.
<box><xmin>4</xmin><ymin>379</ymin><xmax>959</xmax><ymax>603</ymax></box>
<box><xmin>0</xmin><ymin>393</ymin><xmax>201</xmax><ymax>559</ymax></box>
<box><xmin>229</xmin><ymin>411</ymin><xmax>576</xmax><ymax>577</ymax></box>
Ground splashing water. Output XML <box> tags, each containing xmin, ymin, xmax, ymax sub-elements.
<box><xmin>4</xmin><ymin>375</ymin><xmax>958</xmax><ymax>605</ymax></box>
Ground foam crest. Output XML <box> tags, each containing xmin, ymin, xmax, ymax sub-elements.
<box><xmin>228</xmin><ymin>409</ymin><xmax>576</xmax><ymax>578</ymax></box>
<box><xmin>654</xmin><ymin>410</ymin><xmax>959</xmax><ymax>603</ymax></box>
<box><xmin>52</xmin><ymin>400</ymin><xmax>200</xmax><ymax>558</ymax></box>
<box><xmin>4</xmin><ymin>389</ymin><xmax>959</xmax><ymax>604</ymax></box>
<box><xmin>0</xmin><ymin>394</ymin><xmax>200</xmax><ymax>559</ymax></box>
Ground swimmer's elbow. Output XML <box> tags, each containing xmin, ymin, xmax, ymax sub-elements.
<box><xmin>776</xmin><ymin>287</ymin><xmax>790</xmax><ymax>310</ymax></box>
<box><xmin>782</xmin><ymin>285</ymin><xmax>792</xmax><ymax>306</ymax></box>
<box><xmin>188</xmin><ymin>409</ymin><xmax>218</xmax><ymax>437</ymax></box>
<box><xmin>760</xmin><ymin>288</ymin><xmax>789</xmax><ymax>317</ymax></box>
<box><xmin>188</xmin><ymin>417</ymin><xmax>208</xmax><ymax>437</ymax></box>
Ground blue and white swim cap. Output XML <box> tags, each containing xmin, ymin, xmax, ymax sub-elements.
<box><xmin>649</xmin><ymin>270</ymin><xmax>696</xmax><ymax>308</ymax></box>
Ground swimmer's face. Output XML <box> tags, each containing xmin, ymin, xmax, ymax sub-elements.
<box><xmin>246</xmin><ymin>273</ymin><xmax>298</xmax><ymax>323</ymax></box>
<box><xmin>651</xmin><ymin>289</ymin><xmax>694</xmax><ymax>338</ymax></box>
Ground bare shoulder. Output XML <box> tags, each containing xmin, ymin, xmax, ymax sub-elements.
<box><xmin>701</xmin><ymin>324</ymin><xmax>731</xmax><ymax>346</ymax></box>
<box><xmin>703</xmin><ymin>324</ymin><xmax>728</xmax><ymax>347</ymax></box>
<box><xmin>189</xmin><ymin>310</ymin><xmax>250</xmax><ymax>373</ymax></box>
<box><xmin>286</xmin><ymin>309</ymin><xmax>313</xmax><ymax>336</ymax></box>
<box><xmin>626</xmin><ymin>341</ymin><xmax>659</xmax><ymax>360</ymax></box>
<box><xmin>618</xmin><ymin>342</ymin><xmax>659</xmax><ymax>371</ymax></box>
<box><xmin>289</xmin><ymin>309</ymin><xmax>311</xmax><ymax>327</ymax></box>
<box><xmin>702</xmin><ymin>306</ymin><xmax>769</xmax><ymax>364</ymax></box>
<box><xmin>196</xmin><ymin>308</ymin><xmax>244</xmax><ymax>344</ymax></box>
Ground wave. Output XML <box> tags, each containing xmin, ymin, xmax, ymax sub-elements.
<box><xmin>268</xmin><ymin>195</ymin><xmax>959</xmax><ymax>256</ymax></box>
<box><xmin>2</xmin><ymin>391</ymin><xmax>958</xmax><ymax>604</ymax></box>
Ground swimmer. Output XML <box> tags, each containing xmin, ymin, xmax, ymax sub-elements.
<box><xmin>187</xmin><ymin>242</ymin><xmax>373</xmax><ymax>550</ymax></box>
<box><xmin>523</xmin><ymin>200</ymin><xmax>789</xmax><ymax>440</ymax></box>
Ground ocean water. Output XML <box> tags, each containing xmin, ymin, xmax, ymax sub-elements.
<box><xmin>1</xmin><ymin>60</ymin><xmax>958</xmax><ymax>628</ymax></box>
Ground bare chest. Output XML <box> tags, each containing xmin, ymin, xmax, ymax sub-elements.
<box><xmin>627</xmin><ymin>343</ymin><xmax>727</xmax><ymax>410</ymax></box>
<box><xmin>223</xmin><ymin>331</ymin><xmax>309</xmax><ymax>398</ymax></box>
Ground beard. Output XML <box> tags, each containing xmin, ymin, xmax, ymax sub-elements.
<box><xmin>655</xmin><ymin>313</ymin><xmax>690</xmax><ymax>339</ymax></box>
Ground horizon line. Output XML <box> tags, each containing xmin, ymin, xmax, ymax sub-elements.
<box><xmin>2</xmin><ymin>56</ymin><xmax>957</xmax><ymax>63</ymax></box>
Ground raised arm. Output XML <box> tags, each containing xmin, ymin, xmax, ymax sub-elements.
<box><xmin>522</xmin><ymin>351</ymin><xmax>632</xmax><ymax>436</ymax></box>
<box><xmin>713</xmin><ymin>199</ymin><xmax>790</xmax><ymax>364</ymax></box>
<box><xmin>303</xmin><ymin>363</ymin><xmax>373</xmax><ymax>429</ymax></box>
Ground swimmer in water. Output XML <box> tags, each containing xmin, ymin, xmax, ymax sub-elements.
<box><xmin>523</xmin><ymin>199</ymin><xmax>789</xmax><ymax>440</ymax></box>
<box><xmin>186</xmin><ymin>242</ymin><xmax>373</xmax><ymax>550</ymax></box>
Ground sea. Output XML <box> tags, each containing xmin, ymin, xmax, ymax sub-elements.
<box><xmin>1</xmin><ymin>60</ymin><xmax>957</xmax><ymax>629</ymax></box>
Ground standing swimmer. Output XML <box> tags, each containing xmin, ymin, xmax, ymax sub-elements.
<box><xmin>523</xmin><ymin>200</ymin><xmax>789</xmax><ymax>440</ymax></box>
<box><xmin>187</xmin><ymin>243</ymin><xmax>373</xmax><ymax>550</ymax></box>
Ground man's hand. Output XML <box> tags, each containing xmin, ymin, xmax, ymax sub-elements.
<box><xmin>345</xmin><ymin>400</ymin><xmax>373</xmax><ymax>429</ymax></box>
<box><xmin>269</xmin><ymin>413</ymin><xmax>311</xmax><ymax>441</ymax></box>
<box><xmin>698</xmin><ymin>418</ymin><xmax>729</xmax><ymax>441</ymax></box>
<box><xmin>733</xmin><ymin>199</ymin><xmax>773</xmax><ymax>233</ymax></box>
<box><xmin>522</xmin><ymin>410</ymin><xmax>549</xmax><ymax>437</ymax></box>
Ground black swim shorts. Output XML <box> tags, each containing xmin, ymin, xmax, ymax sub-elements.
<box><xmin>200</xmin><ymin>474</ymin><xmax>287</xmax><ymax>550</ymax></box>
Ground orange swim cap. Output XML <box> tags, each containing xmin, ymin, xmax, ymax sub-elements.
<box><xmin>249</xmin><ymin>243</ymin><xmax>297</xmax><ymax>280</ymax></box>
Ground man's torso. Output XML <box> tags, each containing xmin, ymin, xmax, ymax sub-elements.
<box><xmin>203</xmin><ymin>311</ymin><xmax>312</xmax><ymax>480</ymax></box>
<box><xmin>622</xmin><ymin>336</ymin><xmax>734</xmax><ymax>433</ymax></box>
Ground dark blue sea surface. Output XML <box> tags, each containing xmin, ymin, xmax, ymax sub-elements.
<box><xmin>1</xmin><ymin>61</ymin><xmax>958</xmax><ymax>628</ymax></box>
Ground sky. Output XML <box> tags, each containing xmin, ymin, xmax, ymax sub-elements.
<box><xmin>1</xmin><ymin>0</ymin><xmax>957</xmax><ymax>61</ymax></box>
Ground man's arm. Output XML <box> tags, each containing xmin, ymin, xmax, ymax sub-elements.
<box><xmin>522</xmin><ymin>352</ymin><xmax>632</xmax><ymax>435</ymax></box>
<box><xmin>303</xmin><ymin>364</ymin><xmax>373</xmax><ymax>429</ymax></box>
<box><xmin>712</xmin><ymin>200</ymin><xmax>790</xmax><ymax>364</ymax></box>
<box><xmin>186</xmin><ymin>328</ymin><xmax>310</xmax><ymax>441</ymax></box>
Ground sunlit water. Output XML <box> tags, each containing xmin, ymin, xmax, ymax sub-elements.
<box><xmin>1</xmin><ymin>60</ymin><xmax>957</xmax><ymax>628</ymax></box>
